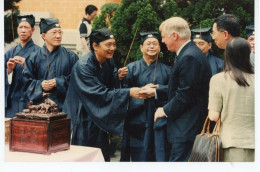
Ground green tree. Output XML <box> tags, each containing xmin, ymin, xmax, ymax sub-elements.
<box><xmin>92</xmin><ymin>3</ymin><xmax>120</xmax><ymax>29</ymax></box>
<box><xmin>108</xmin><ymin>0</ymin><xmax>178</xmax><ymax>67</ymax></box>
<box><xmin>93</xmin><ymin>0</ymin><xmax>254</xmax><ymax>65</ymax></box>
<box><xmin>4</xmin><ymin>0</ymin><xmax>22</xmax><ymax>43</ymax></box>
<box><xmin>181</xmin><ymin>0</ymin><xmax>254</xmax><ymax>32</ymax></box>
<box><xmin>179</xmin><ymin>0</ymin><xmax>254</xmax><ymax>58</ymax></box>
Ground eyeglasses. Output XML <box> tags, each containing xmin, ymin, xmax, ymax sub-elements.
<box><xmin>47</xmin><ymin>30</ymin><xmax>63</xmax><ymax>36</ymax></box>
<box><xmin>210</xmin><ymin>30</ymin><xmax>224</xmax><ymax>37</ymax></box>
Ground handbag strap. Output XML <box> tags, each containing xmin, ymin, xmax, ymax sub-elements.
<box><xmin>211</xmin><ymin>118</ymin><xmax>221</xmax><ymax>136</ymax></box>
<box><xmin>200</xmin><ymin>116</ymin><xmax>211</xmax><ymax>135</ymax></box>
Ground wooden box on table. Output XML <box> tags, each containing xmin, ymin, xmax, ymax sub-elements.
<box><xmin>9</xmin><ymin>112</ymin><xmax>71</xmax><ymax>155</ymax></box>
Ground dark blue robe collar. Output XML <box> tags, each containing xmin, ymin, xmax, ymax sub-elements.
<box><xmin>14</xmin><ymin>39</ymin><xmax>34</xmax><ymax>56</ymax></box>
<box><xmin>89</xmin><ymin>51</ymin><xmax>102</xmax><ymax>69</ymax></box>
<box><xmin>90</xmin><ymin>51</ymin><xmax>111</xmax><ymax>70</ymax></box>
<box><xmin>17</xmin><ymin>39</ymin><xmax>34</xmax><ymax>49</ymax></box>
<box><xmin>141</xmin><ymin>57</ymin><xmax>157</xmax><ymax>68</ymax></box>
<box><xmin>41</xmin><ymin>43</ymin><xmax>61</xmax><ymax>55</ymax></box>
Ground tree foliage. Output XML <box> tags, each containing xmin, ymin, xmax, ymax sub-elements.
<box><xmin>92</xmin><ymin>3</ymin><xmax>120</xmax><ymax>29</ymax></box>
<box><xmin>4</xmin><ymin>0</ymin><xmax>22</xmax><ymax>43</ymax></box>
<box><xmin>92</xmin><ymin>0</ymin><xmax>254</xmax><ymax>67</ymax></box>
<box><xmin>4</xmin><ymin>0</ymin><xmax>21</xmax><ymax>11</ymax></box>
<box><xmin>108</xmin><ymin>0</ymin><xmax>178</xmax><ymax>67</ymax></box>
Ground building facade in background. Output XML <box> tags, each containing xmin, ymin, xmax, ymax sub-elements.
<box><xmin>6</xmin><ymin>0</ymin><xmax>121</xmax><ymax>53</ymax></box>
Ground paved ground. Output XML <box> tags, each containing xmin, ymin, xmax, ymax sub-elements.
<box><xmin>110</xmin><ymin>150</ymin><xmax>121</xmax><ymax>162</ymax></box>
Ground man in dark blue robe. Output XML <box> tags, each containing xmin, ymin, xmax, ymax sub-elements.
<box><xmin>63</xmin><ymin>28</ymin><xmax>143</xmax><ymax>161</ymax></box>
<box><xmin>120</xmin><ymin>32</ymin><xmax>171</xmax><ymax>161</ymax></box>
<box><xmin>191</xmin><ymin>27</ymin><xmax>223</xmax><ymax>76</ymax></box>
<box><xmin>23</xmin><ymin>18</ymin><xmax>78</xmax><ymax>111</ymax></box>
<box><xmin>5</xmin><ymin>15</ymin><xmax>40</xmax><ymax>117</ymax></box>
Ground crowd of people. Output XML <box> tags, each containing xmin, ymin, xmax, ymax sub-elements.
<box><xmin>4</xmin><ymin>4</ymin><xmax>255</xmax><ymax>162</ymax></box>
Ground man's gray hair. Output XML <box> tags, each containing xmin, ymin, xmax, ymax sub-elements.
<box><xmin>159</xmin><ymin>17</ymin><xmax>191</xmax><ymax>39</ymax></box>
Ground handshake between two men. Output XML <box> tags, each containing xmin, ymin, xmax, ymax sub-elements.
<box><xmin>118</xmin><ymin>66</ymin><xmax>158</xmax><ymax>100</ymax></box>
<box><xmin>130</xmin><ymin>83</ymin><xmax>167</xmax><ymax>122</ymax></box>
<box><xmin>118</xmin><ymin>66</ymin><xmax>167</xmax><ymax>122</ymax></box>
<box><xmin>129</xmin><ymin>83</ymin><xmax>158</xmax><ymax>99</ymax></box>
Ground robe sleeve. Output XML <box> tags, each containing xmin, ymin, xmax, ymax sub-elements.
<box><xmin>111</xmin><ymin>59</ymin><xmax>121</xmax><ymax>88</ymax></box>
<box><xmin>122</xmin><ymin>64</ymin><xmax>135</xmax><ymax>88</ymax></box>
<box><xmin>22</xmin><ymin>52</ymin><xmax>44</xmax><ymax>103</ymax></box>
<box><xmin>70</xmin><ymin>61</ymin><xmax>130</xmax><ymax>136</ymax></box>
<box><xmin>54</xmin><ymin>52</ymin><xmax>78</xmax><ymax>96</ymax></box>
<box><xmin>4</xmin><ymin>50</ymin><xmax>13</xmax><ymax>108</ymax></box>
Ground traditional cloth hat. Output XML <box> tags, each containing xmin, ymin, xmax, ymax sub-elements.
<box><xmin>246</xmin><ymin>25</ymin><xmax>254</xmax><ymax>39</ymax></box>
<box><xmin>90</xmin><ymin>28</ymin><xmax>114</xmax><ymax>44</ymax></box>
<box><xmin>140</xmin><ymin>31</ymin><xmax>159</xmax><ymax>44</ymax></box>
<box><xmin>191</xmin><ymin>27</ymin><xmax>212</xmax><ymax>43</ymax></box>
<box><xmin>39</xmin><ymin>18</ymin><xmax>60</xmax><ymax>34</ymax></box>
<box><xmin>17</xmin><ymin>15</ymin><xmax>35</xmax><ymax>28</ymax></box>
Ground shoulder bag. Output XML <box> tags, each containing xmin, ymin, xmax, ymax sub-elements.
<box><xmin>188</xmin><ymin>116</ymin><xmax>223</xmax><ymax>162</ymax></box>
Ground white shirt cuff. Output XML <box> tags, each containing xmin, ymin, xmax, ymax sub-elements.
<box><xmin>8</xmin><ymin>71</ymin><xmax>13</xmax><ymax>84</ymax></box>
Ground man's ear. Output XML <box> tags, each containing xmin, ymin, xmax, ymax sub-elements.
<box><xmin>223</xmin><ymin>31</ymin><xmax>230</xmax><ymax>40</ymax></box>
<box><xmin>93</xmin><ymin>42</ymin><xmax>98</xmax><ymax>51</ymax></box>
<box><xmin>41</xmin><ymin>33</ymin><xmax>46</xmax><ymax>41</ymax></box>
<box><xmin>208</xmin><ymin>42</ymin><xmax>212</xmax><ymax>49</ymax></box>
<box><xmin>140</xmin><ymin>44</ymin><xmax>144</xmax><ymax>53</ymax></box>
<box><xmin>172</xmin><ymin>32</ymin><xmax>178</xmax><ymax>40</ymax></box>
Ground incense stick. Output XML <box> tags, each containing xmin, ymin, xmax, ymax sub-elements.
<box><xmin>123</xmin><ymin>27</ymin><xmax>139</xmax><ymax>67</ymax></box>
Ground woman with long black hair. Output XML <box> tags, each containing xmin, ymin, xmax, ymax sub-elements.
<box><xmin>208</xmin><ymin>37</ymin><xmax>254</xmax><ymax>162</ymax></box>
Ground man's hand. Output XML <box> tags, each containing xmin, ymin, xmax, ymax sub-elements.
<box><xmin>154</xmin><ymin>107</ymin><xmax>167</xmax><ymax>122</ymax></box>
<box><xmin>139</xmin><ymin>83</ymin><xmax>158</xmax><ymax>98</ymax></box>
<box><xmin>118</xmin><ymin>67</ymin><xmax>128</xmax><ymax>80</ymax></box>
<box><xmin>48</xmin><ymin>78</ymin><xmax>57</xmax><ymax>87</ymax></box>
<box><xmin>41</xmin><ymin>79</ymin><xmax>57</xmax><ymax>91</ymax></box>
<box><xmin>130</xmin><ymin>87</ymin><xmax>147</xmax><ymax>99</ymax></box>
<box><xmin>7</xmin><ymin>58</ymin><xmax>17</xmax><ymax>74</ymax></box>
<box><xmin>13</xmin><ymin>56</ymin><xmax>25</xmax><ymax>68</ymax></box>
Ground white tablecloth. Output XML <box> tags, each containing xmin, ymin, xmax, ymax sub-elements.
<box><xmin>5</xmin><ymin>144</ymin><xmax>104</xmax><ymax>162</ymax></box>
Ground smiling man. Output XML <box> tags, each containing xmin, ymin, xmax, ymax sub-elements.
<box><xmin>5</xmin><ymin>15</ymin><xmax>41</xmax><ymax>118</ymax></box>
<box><xmin>22</xmin><ymin>18</ymin><xmax>78</xmax><ymax>111</ymax></box>
<box><xmin>63</xmin><ymin>28</ymin><xmax>144</xmax><ymax>161</ymax></box>
<box><xmin>120</xmin><ymin>31</ymin><xmax>171</xmax><ymax>162</ymax></box>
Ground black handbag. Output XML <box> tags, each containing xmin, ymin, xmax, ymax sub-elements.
<box><xmin>188</xmin><ymin>116</ymin><xmax>223</xmax><ymax>162</ymax></box>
